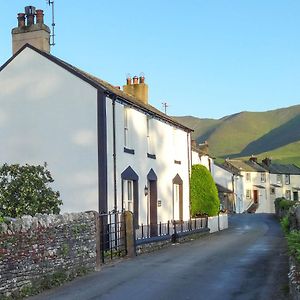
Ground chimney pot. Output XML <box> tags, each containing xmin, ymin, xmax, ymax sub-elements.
<box><xmin>126</xmin><ymin>77</ymin><xmax>132</xmax><ymax>85</ymax></box>
<box><xmin>139</xmin><ymin>76</ymin><xmax>145</xmax><ymax>84</ymax></box>
<box><xmin>133</xmin><ymin>76</ymin><xmax>139</xmax><ymax>84</ymax></box>
<box><xmin>249</xmin><ymin>155</ymin><xmax>258</xmax><ymax>163</ymax></box>
<box><xmin>36</xmin><ymin>9</ymin><xmax>44</xmax><ymax>24</ymax></box>
<box><xmin>25</xmin><ymin>6</ymin><xmax>36</xmax><ymax>26</ymax></box>
<box><xmin>17</xmin><ymin>13</ymin><xmax>26</xmax><ymax>28</ymax></box>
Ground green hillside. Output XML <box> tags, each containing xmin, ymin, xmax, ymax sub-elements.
<box><xmin>174</xmin><ymin>105</ymin><xmax>300</xmax><ymax>165</ymax></box>
<box><xmin>239</xmin><ymin>141</ymin><xmax>300</xmax><ymax>168</ymax></box>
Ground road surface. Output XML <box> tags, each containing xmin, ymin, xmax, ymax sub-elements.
<box><xmin>30</xmin><ymin>214</ymin><xmax>289</xmax><ymax>300</ymax></box>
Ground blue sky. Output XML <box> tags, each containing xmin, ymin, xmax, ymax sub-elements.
<box><xmin>1</xmin><ymin>1</ymin><xmax>300</xmax><ymax>118</ymax></box>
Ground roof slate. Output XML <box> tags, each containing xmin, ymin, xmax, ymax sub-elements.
<box><xmin>216</xmin><ymin>183</ymin><xmax>233</xmax><ymax>193</ymax></box>
<box><xmin>260</xmin><ymin>163</ymin><xmax>300</xmax><ymax>175</ymax></box>
<box><xmin>224</xmin><ymin>159</ymin><xmax>267</xmax><ymax>173</ymax></box>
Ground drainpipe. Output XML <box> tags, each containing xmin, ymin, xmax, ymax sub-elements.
<box><xmin>232</xmin><ymin>175</ymin><xmax>235</xmax><ymax>212</ymax></box>
<box><xmin>187</xmin><ymin>132</ymin><xmax>191</xmax><ymax>219</ymax></box>
<box><xmin>112</xmin><ymin>99</ymin><xmax>117</xmax><ymax>212</ymax></box>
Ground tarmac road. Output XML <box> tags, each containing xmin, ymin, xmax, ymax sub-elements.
<box><xmin>30</xmin><ymin>214</ymin><xmax>289</xmax><ymax>300</ymax></box>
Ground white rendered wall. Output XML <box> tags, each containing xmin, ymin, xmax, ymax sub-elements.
<box><xmin>291</xmin><ymin>175</ymin><xmax>300</xmax><ymax>200</ymax></box>
<box><xmin>0</xmin><ymin>48</ymin><xmax>98</xmax><ymax>213</ymax></box>
<box><xmin>213</xmin><ymin>165</ymin><xmax>244</xmax><ymax>213</ymax></box>
<box><xmin>106</xmin><ymin>99</ymin><xmax>191</xmax><ymax>224</ymax></box>
<box><xmin>207</xmin><ymin>214</ymin><xmax>228</xmax><ymax>233</ymax></box>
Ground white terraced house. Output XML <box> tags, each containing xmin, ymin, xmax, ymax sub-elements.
<box><xmin>259</xmin><ymin>158</ymin><xmax>300</xmax><ymax>204</ymax></box>
<box><xmin>220</xmin><ymin>158</ymin><xmax>271</xmax><ymax>213</ymax></box>
<box><xmin>0</xmin><ymin>7</ymin><xmax>193</xmax><ymax>230</ymax></box>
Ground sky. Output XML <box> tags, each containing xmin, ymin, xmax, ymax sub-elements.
<box><xmin>1</xmin><ymin>1</ymin><xmax>300</xmax><ymax>119</ymax></box>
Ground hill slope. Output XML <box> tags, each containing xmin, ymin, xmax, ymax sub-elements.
<box><xmin>174</xmin><ymin>105</ymin><xmax>300</xmax><ymax>166</ymax></box>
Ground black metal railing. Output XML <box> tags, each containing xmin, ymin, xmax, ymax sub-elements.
<box><xmin>136</xmin><ymin>221</ymin><xmax>171</xmax><ymax>240</ymax></box>
<box><xmin>173</xmin><ymin>217</ymin><xmax>208</xmax><ymax>234</ymax></box>
<box><xmin>136</xmin><ymin>217</ymin><xmax>208</xmax><ymax>241</ymax></box>
<box><xmin>99</xmin><ymin>211</ymin><xmax>127</xmax><ymax>263</ymax></box>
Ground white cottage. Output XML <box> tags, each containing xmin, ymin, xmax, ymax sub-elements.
<box><xmin>0</xmin><ymin>7</ymin><xmax>192</xmax><ymax>227</ymax></box>
<box><xmin>213</xmin><ymin>163</ymin><xmax>244</xmax><ymax>213</ymax></box>
<box><xmin>260</xmin><ymin>158</ymin><xmax>300</xmax><ymax>203</ymax></box>
<box><xmin>222</xmin><ymin>158</ymin><xmax>271</xmax><ymax>213</ymax></box>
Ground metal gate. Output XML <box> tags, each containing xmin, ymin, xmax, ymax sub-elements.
<box><xmin>99</xmin><ymin>211</ymin><xmax>127</xmax><ymax>264</ymax></box>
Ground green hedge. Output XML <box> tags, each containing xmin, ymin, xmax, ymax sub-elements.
<box><xmin>190</xmin><ymin>164</ymin><xmax>220</xmax><ymax>217</ymax></box>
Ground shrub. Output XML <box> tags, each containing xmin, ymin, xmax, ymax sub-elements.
<box><xmin>280</xmin><ymin>216</ymin><xmax>290</xmax><ymax>235</ymax></box>
<box><xmin>287</xmin><ymin>230</ymin><xmax>300</xmax><ymax>263</ymax></box>
<box><xmin>279</xmin><ymin>198</ymin><xmax>296</xmax><ymax>210</ymax></box>
<box><xmin>190</xmin><ymin>164</ymin><xmax>220</xmax><ymax>217</ymax></box>
<box><xmin>0</xmin><ymin>163</ymin><xmax>62</xmax><ymax>218</ymax></box>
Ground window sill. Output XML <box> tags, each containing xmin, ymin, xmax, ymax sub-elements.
<box><xmin>124</xmin><ymin>147</ymin><xmax>135</xmax><ymax>155</ymax></box>
<box><xmin>147</xmin><ymin>153</ymin><xmax>156</xmax><ymax>159</ymax></box>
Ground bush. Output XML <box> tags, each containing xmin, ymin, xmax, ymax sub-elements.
<box><xmin>279</xmin><ymin>198</ymin><xmax>296</xmax><ymax>210</ymax></box>
<box><xmin>287</xmin><ymin>230</ymin><xmax>300</xmax><ymax>263</ymax></box>
<box><xmin>280</xmin><ymin>216</ymin><xmax>290</xmax><ymax>234</ymax></box>
<box><xmin>0</xmin><ymin>163</ymin><xmax>62</xmax><ymax>218</ymax></box>
<box><xmin>190</xmin><ymin>164</ymin><xmax>220</xmax><ymax>217</ymax></box>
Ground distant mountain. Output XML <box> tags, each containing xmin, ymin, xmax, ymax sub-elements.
<box><xmin>174</xmin><ymin>105</ymin><xmax>300</xmax><ymax>167</ymax></box>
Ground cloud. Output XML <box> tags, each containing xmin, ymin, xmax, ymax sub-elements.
<box><xmin>0</xmin><ymin>109</ymin><xmax>9</xmax><ymax>127</ymax></box>
<box><xmin>71</xmin><ymin>130</ymin><xmax>96</xmax><ymax>146</ymax></box>
<box><xmin>68</xmin><ymin>171</ymin><xmax>98</xmax><ymax>186</ymax></box>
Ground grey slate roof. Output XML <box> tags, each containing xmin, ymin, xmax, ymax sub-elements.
<box><xmin>216</xmin><ymin>183</ymin><xmax>233</xmax><ymax>193</ymax></box>
<box><xmin>260</xmin><ymin>162</ymin><xmax>300</xmax><ymax>175</ymax></box>
<box><xmin>214</xmin><ymin>162</ymin><xmax>241</xmax><ymax>176</ymax></box>
<box><xmin>224</xmin><ymin>159</ymin><xmax>267</xmax><ymax>173</ymax></box>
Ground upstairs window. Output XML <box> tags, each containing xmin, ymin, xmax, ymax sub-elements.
<box><xmin>246</xmin><ymin>173</ymin><xmax>251</xmax><ymax>182</ymax></box>
<box><xmin>261</xmin><ymin>173</ymin><xmax>266</xmax><ymax>183</ymax></box>
<box><xmin>173</xmin><ymin>128</ymin><xmax>180</xmax><ymax>160</ymax></box>
<box><xmin>285</xmin><ymin>175</ymin><xmax>290</xmax><ymax>185</ymax></box>
<box><xmin>147</xmin><ymin>116</ymin><xmax>153</xmax><ymax>155</ymax></box>
<box><xmin>277</xmin><ymin>174</ymin><xmax>282</xmax><ymax>184</ymax></box>
<box><xmin>124</xmin><ymin>107</ymin><xmax>129</xmax><ymax>148</ymax></box>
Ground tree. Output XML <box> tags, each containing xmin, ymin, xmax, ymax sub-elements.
<box><xmin>190</xmin><ymin>164</ymin><xmax>220</xmax><ymax>217</ymax></box>
<box><xmin>0</xmin><ymin>163</ymin><xmax>62</xmax><ymax>218</ymax></box>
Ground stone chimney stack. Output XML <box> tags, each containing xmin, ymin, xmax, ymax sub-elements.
<box><xmin>249</xmin><ymin>155</ymin><xmax>258</xmax><ymax>163</ymax></box>
<box><xmin>123</xmin><ymin>75</ymin><xmax>149</xmax><ymax>104</ymax></box>
<box><xmin>12</xmin><ymin>6</ymin><xmax>51</xmax><ymax>55</ymax></box>
<box><xmin>262</xmin><ymin>157</ymin><xmax>272</xmax><ymax>167</ymax></box>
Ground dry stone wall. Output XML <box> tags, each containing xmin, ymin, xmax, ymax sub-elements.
<box><xmin>0</xmin><ymin>212</ymin><xmax>97</xmax><ymax>297</ymax></box>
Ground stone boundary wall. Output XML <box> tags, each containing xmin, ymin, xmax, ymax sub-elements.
<box><xmin>0</xmin><ymin>212</ymin><xmax>97</xmax><ymax>297</ymax></box>
<box><xmin>136</xmin><ymin>228</ymin><xmax>210</xmax><ymax>255</ymax></box>
<box><xmin>207</xmin><ymin>213</ymin><xmax>228</xmax><ymax>233</ymax></box>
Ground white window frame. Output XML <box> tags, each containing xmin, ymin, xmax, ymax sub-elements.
<box><xmin>123</xmin><ymin>180</ymin><xmax>134</xmax><ymax>212</ymax></box>
<box><xmin>277</xmin><ymin>174</ymin><xmax>282</xmax><ymax>184</ymax></box>
<box><xmin>270</xmin><ymin>187</ymin><xmax>275</xmax><ymax>195</ymax></box>
<box><xmin>261</xmin><ymin>173</ymin><xmax>266</xmax><ymax>183</ymax></box>
<box><xmin>246</xmin><ymin>173</ymin><xmax>251</xmax><ymax>182</ymax></box>
<box><xmin>286</xmin><ymin>190</ymin><xmax>291</xmax><ymax>200</ymax></box>
<box><xmin>246</xmin><ymin>189</ymin><xmax>251</xmax><ymax>199</ymax></box>
<box><xmin>285</xmin><ymin>174</ymin><xmax>290</xmax><ymax>185</ymax></box>
<box><xmin>146</xmin><ymin>116</ymin><xmax>153</xmax><ymax>154</ymax></box>
<box><xmin>124</xmin><ymin>107</ymin><xmax>130</xmax><ymax>148</ymax></box>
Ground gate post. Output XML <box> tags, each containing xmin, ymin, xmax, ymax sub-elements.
<box><xmin>124</xmin><ymin>211</ymin><xmax>136</xmax><ymax>258</ymax></box>
<box><xmin>94</xmin><ymin>212</ymin><xmax>101</xmax><ymax>271</ymax></box>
